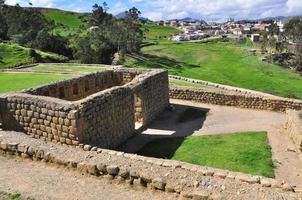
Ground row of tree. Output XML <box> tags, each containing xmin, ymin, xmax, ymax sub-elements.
<box><xmin>0</xmin><ymin>1</ymin><xmax>144</xmax><ymax>64</ymax></box>
<box><xmin>261</xmin><ymin>19</ymin><xmax>302</xmax><ymax>71</ymax></box>
<box><xmin>74</xmin><ymin>4</ymin><xmax>143</xmax><ymax>64</ymax></box>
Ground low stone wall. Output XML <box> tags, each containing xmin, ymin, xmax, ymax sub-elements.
<box><xmin>0</xmin><ymin>131</ymin><xmax>299</xmax><ymax>199</ymax></box>
<box><xmin>0</xmin><ymin>68</ymin><xmax>169</xmax><ymax>149</ymax></box>
<box><xmin>285</xmin><ymin>110</ymin><xmax>302</xmax><ymax>151</ymax></box>
<box><xmin>169</xmin><ymin>87</ymin><xmax>302</xmax><ymax>113</ymax></box>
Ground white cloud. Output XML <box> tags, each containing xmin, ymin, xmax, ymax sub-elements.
<box><xmin>286</xmin><ymin>0</ymin><xmax>302</xmax><ymax>15</ymax></box>
<box><xmin>110</xmin><ymin>1</ymin><xmax>128</xmax><ymax>15</ymax></box>
<box><xmin>5</xmin><ymin>0</ymin><xmax>57</xmax><ymax>7</ymax></box>
<box><xmin>141</xmin><ymin>0</ymin><xmax>302</xmax><ymax>21</ymax></box>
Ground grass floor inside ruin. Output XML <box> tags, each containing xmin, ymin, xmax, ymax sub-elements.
<box><xmin>138</xmin><ymin>132</ymin><xmax>274</xmax><ymax>178</ymax></box>
<box><xmin>0</xmin><ymin>72</ymin><xmax>72</xmax><ymax>93</ymax></box>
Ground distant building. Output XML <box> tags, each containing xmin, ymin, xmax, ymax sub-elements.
<box><xmin>250</xmin><ymin>34</ymin><xmax>260</xmax><ymax>42</ymax></box>
<box><xmin>89</xmin><ymin>26</ymin><xmax>99</xmax><ymax>31</ymax></box>
<box><xmin>172</xmin><ymin>35</ymin><xmax>186</xmax><ymax>41</ymax></box>
<box><xmin>254</xmin><ymin>23</ymin><xmax>266</xmax><ymax>31</ymax></box>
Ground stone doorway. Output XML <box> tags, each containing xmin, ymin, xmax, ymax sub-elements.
<box><xmin>134</xmin><ymin>94</ymin><xmax>144</xmax><ymax>130</ymax></box>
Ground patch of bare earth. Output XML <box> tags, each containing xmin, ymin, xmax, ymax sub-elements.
<box><xmin>0</xmin><ymin>157</ymin><xmax>177</xmax><ymax>200</ymax></box>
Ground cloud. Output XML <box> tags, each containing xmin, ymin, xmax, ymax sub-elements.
<box><xmin>5</xmin><ymin>0</ymin><xmax>57</xmax><ymax>7</ymax></box>
<box><xmin>110</xmin><ymin>1</ymin><xmax>128</xmax><ymax>15</ymax></box>
<box><xmin>140</xmin><ymin>0</ymin><xmax>302</xmax><ymax>21</ymax></box>
<box><xmin>4</xmin><ymin>0</ymin><xmax>302</xmax><ymax>21</ymax></box>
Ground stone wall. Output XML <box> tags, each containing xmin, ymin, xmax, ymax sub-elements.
<box><xmin>0</xmin><ymin>130</ymin><xmax>300</xmax><ymax>199</ymax></box>
<box><xmin>129</xmin><ymin>69</ymin><xmax>170</xmax><ymax>125</ymax></box>
<box><xmin>0</xmin><ymin>69</ymin><xmax>169</xmax><ymax>149</ymax></box>
<box><xmin>25</xmin><ymin>71</ymin><xmax>124</xmax><ymax>101</ymax></box>
<box><xmin>284</xmin><ymin>110</ymin><xmax>302</xmax><ymax>151</ymax></box>
<box><xmin>169</xmin><ymin>87</ymin><xmax>302</xmax><ymax>113</ymax></box>
<box><xmin>76</xmin><ymin>87</ymin><xmax>135</xmax><ymax>149</ymax></box>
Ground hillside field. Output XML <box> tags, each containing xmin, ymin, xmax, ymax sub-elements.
<box><xmin>0</xmin><ymin>43</ymin><xmax>68</xmax><ymax>69</ymax></box>
<box><xmin>125</xmin><ymin>38</ymin><xmax>302</xmax><ymax>99</ymax></box>
<box><xmin>143</xmin><ymin>24</ymin><xmax>182</xmax><ymax>41</ymax></box>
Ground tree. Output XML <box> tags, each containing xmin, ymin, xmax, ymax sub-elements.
<box><xmin>34</xmin><ymin>28</ymin><xmax>72</xmax><ymax>57</ymax></box>
<box><xmin>0</xmin><ymin>0</ymin><xmax>8</xmax><ymax>40</ymax></box>
<box><xmin>89</xmin><ymin>4</ymin><xmax>111</xmax><ymax>27</ymax></box>
<box><xmin>125</xmin><ymin>7</ymin><xmax>141</xmax><ymax>20</ymax></box>
<box><xmin>75</xmin><ymin>4</ymin><xmax>143</xmax><ymax>64</ymax></box>
<box><xmin>284</xmin><ymin>19</ymin><xmax>302</xmax><ymax>68</ymax></box>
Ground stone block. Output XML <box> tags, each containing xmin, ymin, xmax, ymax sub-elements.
<box><xmin>151</xmin><ymin>178</ymin><xmax>166</xmax><ymax>191</ymax></box>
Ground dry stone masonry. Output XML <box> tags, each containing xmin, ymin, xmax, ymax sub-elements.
<box><xmin>0</xmin><ymin>130</ymin><xmax>300</xmax><ymax>199</ymax></box>
<box><xmin>285</xmin><ymin>110</ymin><xmax>302</xmax><ymax>151</ymax></box>
<box><xmin>0</xmin><ymin>68</ymin><xmax>169</xmax><ymax>149</ymax></box>
<box><xmin>169</xmin><ymin>86</ymin><xmax>302</xmax><ymax>113</ymax></box>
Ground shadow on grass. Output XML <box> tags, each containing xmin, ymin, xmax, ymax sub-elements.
<box><xmin>137</xmin><ymin>137</ymin><xmax>185</xmax><ymax>159</ymax></box>
<box><xmin>127</xmin><ymin>53</ymin><xmax>200</xmax><ymax>73</ymax></box>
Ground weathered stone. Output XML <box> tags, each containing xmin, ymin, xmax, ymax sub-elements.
<box><xmin>86</xmin><ymin>164</ymin><xmax>98</xmax><ymax>175</ymax></box>
<box><xmin>107</xmin><ymin>165</ymin><xmax>119</xmax><ymax>176</ymax></box>
<box><xmin>83</xmin><ymin>145</ymin><xmax>91</xmax><ymax>151</ymax></box>
<box><xmin>151</xmin><ymin>178</ymin><xmax>166</xmax><ymax>190</ymax></box>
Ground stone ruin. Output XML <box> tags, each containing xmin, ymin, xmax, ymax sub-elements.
<box><xmin>0</xmin><ymin>68</ymin><xmax>169</xmax><ymax>149</ymax></box>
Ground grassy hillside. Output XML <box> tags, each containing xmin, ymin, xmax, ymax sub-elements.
<box><xmin>125</xmin><ymin>38</ymin><xmax>302</xmax><ymax>99</ymax></box>
<box><xmin>0</xmin><ymin>43</ymin><xmax>68</xmax><ymax>69</ymax></box>
<box><xmin>143</xmin><ymin>24</ymin><xmax>182</xmax><ymax>41</ymax></box>
<box><xmin>41</xmin><ymin>8</ymin><xmax>83</xmax><ymax>29</ymax></box>
<box><xmin>40</xmin><ymin>8</ymin><xmax>84</xmax><ymax>37</ymax></box>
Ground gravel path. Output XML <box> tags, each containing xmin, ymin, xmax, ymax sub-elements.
<box><xmin>0</xmin><ymin>157</ymin><xmax>177</xmax><ymax>200</ymax></box>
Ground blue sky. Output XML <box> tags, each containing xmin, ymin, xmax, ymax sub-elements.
<box><xmin>5</xmin><ymin>0</ymin><xmax>302</xmax><ymax>21</ymax></box>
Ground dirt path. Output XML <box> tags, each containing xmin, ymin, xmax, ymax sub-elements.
<box><xmin>0</xmin><ymin>157</ymin><xmax>177</xmax><ymax>200</ymax></box>
<box><xmin>122</xmin><ymin>99</ymin><xmax>302</xmax><ymax>187</ymax></box>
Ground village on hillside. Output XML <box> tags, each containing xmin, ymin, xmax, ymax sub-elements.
<box><xmin>156</xmin><ymin>18</ymin><xmax>284</xmax><ymax>42</ymax></box>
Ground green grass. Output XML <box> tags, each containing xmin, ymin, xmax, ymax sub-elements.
<box><xmin>31</xmin><ymin>65</ymin><xmax>106</xmax><ymax>73</ymax></box>
<box><xmin>0</xmin><ymin>43</ymin><xmax>34</xmax><ymax>68</ymax></box>
<box><xmin>138</xmin><ymin>132</ymin><xmax>274</xmax><ymax>177</ymax></box>
<box><xmin>0</xmin><ymin>43</ymin><xmax>68</xmax><ymax>69</ymax></box>
<box><xmin>143</xmin><ymin>24</ymin><xmax>182</xmax><ymax>42</ymax></box>
<box><xmin>125</xmin><ymin>38</ymin><xmax>302</xmax><ymax>99</ymax></box>
<box><xmin>40</xmin><ymin>8</ymin><xmax>84</xmax><ymax>37</ymax></box>
<box><xmin>0</xmin><ymin>72</ymin><xmax>72</xmax><ymax>93</ymax></box>
<box><xmin>41</xmin><ymin>8</ymin><xmax>82</xmax><ymax>29</ymax></box>
<box><xmin>169</xmin><ymin>79</ymin><xmax>204</xmax><ymax>88</ymax></box>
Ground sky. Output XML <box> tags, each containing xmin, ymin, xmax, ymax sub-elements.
<box><xmin>4</xmin><ymin>0</ymin><xmax>302</xmax><ymax>21</ymax></box>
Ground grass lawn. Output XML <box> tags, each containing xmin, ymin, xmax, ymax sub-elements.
<box><xmin>138</xmin><ymin>132</ymin><xmax>274</xmax><ymax>177</ymax></box>
<box><xmin>169</xmin><ymin>79</ymin><xmax>204</xmax><ymax>88</ymax></box>
<box><xmin>0</xmin><ymin>72</ymin><xmax>72</xmax><ymax>93</ymax></box>
<box><xmin>31</xmin><ymin>65</ymin><xmax>107</xmax><ymax>73</ymax></box>
<box><xmin>125</xmin><ymin>39</ymin><xmax>302</xmax><ymax>99</ymax></box>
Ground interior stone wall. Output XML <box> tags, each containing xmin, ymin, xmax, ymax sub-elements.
<box><xmin>25</xmin><ymin>71</ymin><xmax>124</xmax><ymax>101</ymax></box>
